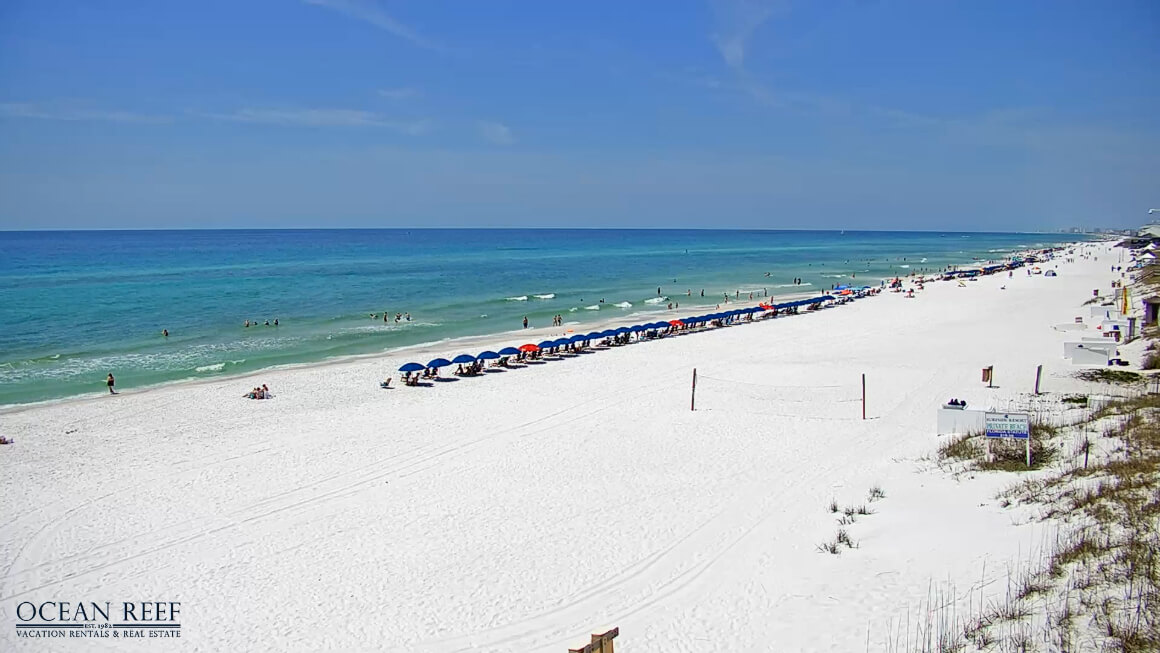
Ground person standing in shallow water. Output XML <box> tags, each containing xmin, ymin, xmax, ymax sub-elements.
<box><xmin>106</xmin><ymin>373</ymin><xmax>116</xmax><ymax>394</ymax></box>
<box><xmin>523</xmin><ymin>316</ymin><xmax>528</xmax><ymax>329</ymax></box>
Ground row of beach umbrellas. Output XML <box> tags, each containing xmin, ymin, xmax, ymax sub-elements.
<box><xmin>398</xmin><ymin>296</ymin><xmax>835</xmax><ymax>372</ymax></box>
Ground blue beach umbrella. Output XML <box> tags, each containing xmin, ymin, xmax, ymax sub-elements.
<box><xmin>451</xmin><ymin>354</ymin><xmax>476</xmax><ymax>364</ymax></box>
<box><xmin>477</xmin><ymin>350</ymin><xmax>500</xmax><ymax>360</ymax></box>
<box><xmin>398</xmin><ymin>362</ymin><xmax>425</xmax><ymax>372</ymax></box>
<box><xmin>614</xmin><ymin>326</ymin><xmax>631</xmax><ymax>334</ymax></box>
<box><xmin>426</xmin><ymin>358</ymin><xmax>452</xmax><ymax>368</ymax></box>
<box><xmin>598</xmin><ymin>329</ymin><xmax>616</xmax><ymax>337</ymax></box>
<box><xmin>498</xmin><ymin>346</ymin><xmax>521</xmax><ymax>356</ymax></box>
<box><xmin>584</xmin><ymin>332</ymin><xmax>602</xmax><ymax>340</ymax></box>
<box><xmin>568</xmin><ymin>334</ymin><xmax>587</xmax><ymax>343</ymax></box>
<box><xmin>552</xmin><ymin>338</ymin><xmax>571</xmax><ymax>347</ymax></box>
<box><xmin>537</xmin><ymin>340</ymin><xmax>556</xmax><ymax>349</ymax></box>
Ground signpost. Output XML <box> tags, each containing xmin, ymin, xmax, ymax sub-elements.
<box><xmin>985</xmin><ymin>412</ymin><xmax>1031</xmax><ymax>467</ymax></box>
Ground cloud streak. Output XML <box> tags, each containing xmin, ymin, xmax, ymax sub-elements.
<box><xmin>302</xmin><ymin>0</ymin><xmax>444</xmax><ymax>52</ymax></box>
<box><xmin>0</xmin><ymin>102</ymin><xmax>171</xmax><ymax>123</ymax></box>
<box><xmin>478</xmin><ymin>121</ymin><xmax>515</xmax><ymax>145</ymax></box>
<box><xmin>199</xmin><ymin>108</ymin><xmax>430</xmax><ymax>134</ymax></box>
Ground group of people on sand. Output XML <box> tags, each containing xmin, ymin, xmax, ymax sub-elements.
<box><xmin>551</xmin><ymin>314</ymin><xmax>565</xmax><ymax>326</ymax></box>
<box><xmin>243</xmin><ymin>319</ymin><xmax>279</xmax><ymax>328</ymax></box>
<box><xmin>244</xmin><ymin>384</ymin><xmax>272</xmax><ymax>400</ymax></box>
<box><xmin>946</xmin><ymin>398</ymin><xmax>968</xmax><ymax>408</ymax></box>
<box><xmin>455</xmin><ymin>361</ymin><xmax>484</xmax><ymax>376</ymax></box>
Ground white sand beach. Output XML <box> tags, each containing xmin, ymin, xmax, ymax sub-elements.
<box><xmin>1</xmin><ymin>241</ymin><xmax>1128</xmax><ymax>651</ymax></box>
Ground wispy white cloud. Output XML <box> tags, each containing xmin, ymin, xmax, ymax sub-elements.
<box><xmin>709</xmin><ymin>0</ymin><xmax>779</xmax><ymax>69</ymax></box>
<box><xmin>478</xmin><ymin>121</ymin><xmax>514</xmax><ymax>145</ymax></box>
<box><xmin>378</xmin><ymin>87</ymin><xmax>421</xmax><ymax>100</ymax></box>
<box><xmin>0</xmin><ymin>102</ymin><xmax>171</xmax><ymax>123</ymax></box>
<box><xmin>199</xmin><ymin>108</ymin><xmax>430</xmax><ymax>134</ymax></box>
<box><xmin>303</xmin><ymin>0</ymin><xmax>443</xmax><ymax>52</ymax></box>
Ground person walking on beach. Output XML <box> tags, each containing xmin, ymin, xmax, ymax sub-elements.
<box><xmin>106</xmin><ymin>373</ymin><xmax>116</xmax><ymax>394</ymax></box>
<box><xmin>523</xmin><ymin>316</ymin><xmax>528</xmax><ymax>329</ymax></box>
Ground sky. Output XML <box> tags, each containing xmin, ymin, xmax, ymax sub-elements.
<box><xmin>0</xmin><ymin>0</ymin><xmax>1157</xmax><ymax>231</ymax></box>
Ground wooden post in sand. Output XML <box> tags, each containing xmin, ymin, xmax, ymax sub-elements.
<box><xmin>690</xmin><ymin>368</ymin><xmax>697</xmax><ymax>412</ymax></box>
<box><xmin>861</xmin><ymin>374</ymin><xmax>866</xmax><ymax>420</ymax></box>
<box><xmin>1034</xmin><ymin>365</ymin><xmax>1043</xmax><ymax>395</ymax></box>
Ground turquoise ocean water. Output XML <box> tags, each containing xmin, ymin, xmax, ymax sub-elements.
<box><xmin>0</xmin><ymin>229</ymin><xmax>1082</xmax><ymax>406</ymax></box>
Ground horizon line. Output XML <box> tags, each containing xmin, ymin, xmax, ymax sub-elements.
<box><xmin>0</xmin><ymin>226</ymin><xmax>1099</xmax><ymax>235</ymax></box>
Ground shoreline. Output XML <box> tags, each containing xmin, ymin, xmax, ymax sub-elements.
<box><xmin>0</xmin><ymin>231</ymin><xmax>1089</xmax><ymax>409</ymax></box>
<box><xmin>0</xmin><ymin>287</ymin><xmax>831</xmax><ymax>414</ymax></box>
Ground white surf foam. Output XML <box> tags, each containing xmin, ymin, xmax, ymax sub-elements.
<box><xmin>644</xmin><ymin>297</ymin><xmax>668</xmax><ymax>304</ymax></box>
<box><xmin>506</xmin><ymin>296</ymin><xmax>528</xmax><ymax>301</ymax></box>
<box><xmin>614</xmin><ymin>301</ymin><xmax>632</xmax><ymax>308</ymax></box>
<box><xmin>534</xmin><ymin>294</ymin><xmax>555</xmax><ymax>300</ymax></box>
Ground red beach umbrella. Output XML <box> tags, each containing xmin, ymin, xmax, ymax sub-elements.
<box><xmin>518</xmin><ymin>343</ymin><xmax>540</xmax><ymax>352</ymax></box>
<box><xmin>668</xmin><ymin>319</ymin><xmax>684</xmax><ymax>326</ymax></box>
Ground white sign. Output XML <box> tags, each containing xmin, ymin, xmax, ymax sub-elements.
<box><xmin>985</xmin><ymin>412</ymin><xmax>1030</xmax><ymax>439</ymax></box>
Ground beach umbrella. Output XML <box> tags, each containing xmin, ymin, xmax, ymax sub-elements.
<box><xmin>614</xmin><ymin>326</ymin><xmax>631</xmax><ymax>334</ymax></box>
<box><xmin>498</xmin><ymin>347</ymin><xmax>521</xmax><ymax>356</ymax></box>
<box><xmin>426</xmin><ymin>357</ymin><xmax>452</xmax><ymax>368</ymax></box>
<box><xmin>630</xmin><ymin>324</ymin><xmax>645</xmax><ymax>332</ymax></box>
<box><xmin>518</xmin><ymin>344</ymin><xmax>540</xmax><ymax>352</ymax></box>
<box><xmin>568</xmin><ymin>334</ymin><xmax>587</xmax><ymax>343</ymax></box>
<box><xmin>398</xmin><ymin>362</ymin><xmax>425</xmax><ymax>372</ymax></box>
<box><xmin>584</xmin><ymin>332</ymin><xmax>602</xmax><ymax>340</ymax></box>
<box><xmin>537</xmin><ymin>340</ymin><xmax>556</xmax><ymax>349</ymax></box>
<box><xmin>669</xmin><ymin>319</ymin><xmax>683</xmax><ymax>326</ymax></box>
<box><xmin>477</xmin><ymin>350</ymin><xmax>500</xmax><ymax>360</ymax></box>
<box><xmin>598</xmin><ymin>329</ymin><xmax>616</xmax><ymax>337</ymax></box>
<box><xmin>451</xmin><ymin>354</ymin><xmax>476</xmax><ymax>364</ymax></box>
<box><xmin>552</xmin><ymin>338</ymin><xmax>571</xmax><ymax>346</ymax></box>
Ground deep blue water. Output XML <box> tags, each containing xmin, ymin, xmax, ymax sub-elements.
<box><xmin>0</xmin><ymin>229</ymin><xmax>1081</xmax><ymax>406</ymax></box>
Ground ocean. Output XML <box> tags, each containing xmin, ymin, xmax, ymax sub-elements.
<box><xmin>0</xmin><ymin>229</ymin><xmax>1082</xmax><ymax>406</ymax></box>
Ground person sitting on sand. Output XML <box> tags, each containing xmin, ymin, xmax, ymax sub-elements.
<box><xmin>380</xmin><ymin>377</ymin><xmax>392</xmax><ymax>388</ymax></box>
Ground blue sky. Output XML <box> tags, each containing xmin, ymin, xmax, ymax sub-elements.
<box><xmin>0</xmin><ymin>0</ymin><xmax>1157</xmax><ymax>230</ymax></box>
